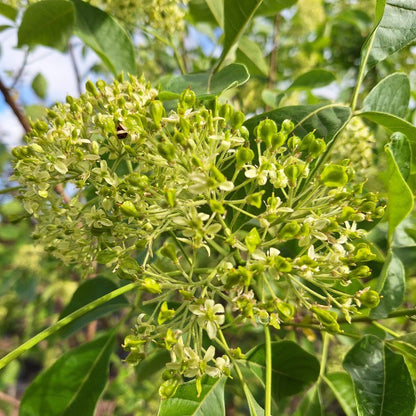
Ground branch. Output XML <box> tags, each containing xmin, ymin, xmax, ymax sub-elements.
<box><xmin>68</xmin><ymin>41</ymin><xmax>82</xmax><ymax>96</ymax></box>
<box><xmin>0</xmin><ymin>76</ymin><xmax>31</xmax><ymax>133</ymax></box>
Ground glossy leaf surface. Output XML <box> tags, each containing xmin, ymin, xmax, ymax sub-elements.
<box><xmin>343</xmin><ymin>335</ymin><xmax>415</xmax><ymax>416</ymax></box>
<box><xmin>363</xmin><ymin>73</ymin><xmax>410</xmax><ymax>118</ymax></box>
<box><xmin>324</xmin><ymin>372</ymin><xmax>357</xmax><ymax>416</ymax></box>
<box><xmin>72</xmin><ymin>0</ymin><xmax>136</xmax><ymax>75</ymax></box>
<box><xmin>19</xmin><ymin>331</ymin><xmax>116</xmax><ymax>416</ymax></box>
<box><xmin>56</xmin><ymin>276</ymin><xmax>129</xmax><ymax>338</ymax></box>
<box><xmin>288</xmin><ymin>69</ymin><xmax>336</xmax><ymax>90</ymax></box>
<box><xmin>18</xmin><ymin>0</ymin><xmax>75</xmax><ymax>52</ymax></box>
<box><xmin>246</xmin><ymin>341</ymin><xmax>320</xmax><ymax>402</ymax></box>
<box><xmin>371</xmin><ymin>251</ymin><xmax>405</xmax><ymax>318</ymax></box>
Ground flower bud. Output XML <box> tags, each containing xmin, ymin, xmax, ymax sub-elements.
<box><xmin>157</xmin><ymin>142</ymin><xmax>176</xmax><ymax>162</ymax></box>
<box><xmin>179</xmin><ymin>89</ymin><xmax>196</xmax><ymax>109</ymax></box>
<box><xmin>279</xmin><ymin>220</ymin><xmax>300</xmax><ymax>239</ymax></box>
<box><xmin>236</xmin><ymin>147</ymin><xmax>254</xmax><ymax>169</ymax></box>
<box><xmin>257</xmin><ymin>119</ymin><xmax>277</xmax><ymax>145</ymax></box>
<box><xmin>210</xmin><ymin>199</ymin><xmax>225</xmax><ymax>214</ymax></box>
<box><xmin>245</xmin><ymin>227</ymin><xmax>261</xmax><ymax>253</ymax></box>
<box><xmin>120</xmin><ymin>201</ymin><xmax>140</xmax><ymax>217</ymax></box>
<box><xmin>246</xmin><ymin>191</ymin><xmax>265</xmax><ymax>208</ymax></box>
<box><xmin>230</xmin><ymin>111</ymin><xmax>245</xmax><ymax>130</ymax></box>
<box><xmin>149</xmin><ymin>100</ymin><xmax>165</xmax><ymax>126</ymax></box>
<box><xmin>358</xmin><ymin>290</ymin><xmax>380</xmax><ymax>308</ymax></box>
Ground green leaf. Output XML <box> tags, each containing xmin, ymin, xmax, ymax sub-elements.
<box><xmin>389</xmin><ymin>132</ymin><xmax>412</xmax><ymax>180</ymax></box>
<box><xmin>363</xmin><ymin>73</ymin><xmax>410</xmax><ymax>118</ymax></box>
<box><xmin>358</xmin><ymin>111</ymin><xmax>416</xmax><ymax>140</ymax></box>
<box><xmin>31</xmin><ymin>73</ymin><xmax>48</xmax><ymax>100</ymax></box>
<box><xmin>206</xmin><ymin>0</ymin><xmax>223</xmax><ymax>26</ymax></box>
<box><xmin>343</xmin><ymin>335</ymin><xmax>415</xmax><ymax>416</ymax></box>
<box><xmin>18</xmin><ymin>0</ymin><xmax>75</xmax><ymax>52</ymax></box>
<box><xmin>244</xmin><ymin>387</ymin><xmax>264</xmax><ymax>416</ymax></box>
<box><xmin>72</xmin><ymin>0</ymin><xmax>136</xmax><ymax>76</ymax></box>
<box><xmin>323</xmin><ymin>372</ymin><xmax>357</xmax><ymax>416</ymax></box>
<box><xmin>256</xmin><ymin>0</ymin><xmax>297</xmax><ymax>16</ymax></box>
<box><xmin>0</xmin><ymin>4</ymin><xmax>18</xmax><ymax>21</ymax></box>
<box><xmin>159</xmin><ymin>63</ymin><xmax>249</xmax><ymax>99</ymax></box>
<box><xmin>244</xmin><ymin>104</ymin><xmax>351</xmax><ymax>141</ymax></box>
<box><xmin>56</xmin><ymin>276</ymin><xmax>129</xmax><ymax>338</ymax></box>
<box><xmin>188</xmin><ymin>0</ymin><xmax>223</xmax><ymax>26</ymax></box>
<box><xmin>385</xmin><ymin>137</ymin><xmax>414</xmax><ymax>242</ymax></box>
<box><xmin>366</xmin><ymin>0</ymin><xmax>416</xmax><ymax>70</ymax></box>
<box><xmin>370</xmin><ymin>251</ymin><xmax>405</xmax><ymax>318</ymax></box>
<box><xmin>292</xmin><ymin>386</ymin><xmax>322</xmax><ymax>416</ymax></box>
<box><xmin>236</xmin><ymin>36</ymin><xmax>269</xmax><ymax>76</ymax></box>
<box><xmin>157</xmin><ymin>376</ymin><xmax>226</xmax><ymax>416</ymax></box>
<box><xmin>246</xmin><ymin>341</ymin><xmax>320</xmax><ymax>402</ymax></box>
<box><xmin>0</xmin><ymin>24</ymin><xmax>13</xmax><ymax>34</ymax></box>
<box><xmin>217</xmin><ymin>0</ymin><xmax>262</xmax><ymax>69</ymax></box>
<box><xmin>288</xmin><ymin>69</ymin><xmax>336</xmax><ymax>90</ymax></box>
<box><xmin>19</xmin><ymin>331</ymin><xmax>116</xmax><ymax>416</ymax></box>
<box><xmin>387</xmin><ymin>333</ymin><xmax>416</xmax><ymax>379</ymax></box>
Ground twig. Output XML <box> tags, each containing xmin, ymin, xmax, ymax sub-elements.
<box><xmin>11</xmin><ymin>49</ymin><xmax>29</xmax><ymax>90</ymax></box>
<box><xmin>0</xmin><ymin>391</ymin><xmax>20</xmax><ymax>408</ymax></box>
<box><xmin>68</xmin><ymin>41</ymin><xmax>82</xmax><ymax>96</ymax></box>
<box><xmin>0</xmin><ymin>76</ymin><xmax>31</xmax><ymax>133</ymax></box>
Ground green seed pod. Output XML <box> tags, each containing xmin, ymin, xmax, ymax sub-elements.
<box><xmin>257</xmin><ymin>119</ymin><xmax>277</xmax><ymax>145</ymax></box>
<box><xmin>210</xmin><ymin>199</ymin><xmax>225</xmax><ymax>214</ymax></box>
<box><xmin>239</xmin><ymin>126</ymin><xmax>250</xmax><ymax>140</ymax></box>
<box><xmin>272</xmin><ymin>256</ymin><xmax>293</xmax><ymax>272</ymax></box>
<box><xmin>281</xmin><ymin>119</ymin><xmax>294</xmax><ymax>133</ymax></box>
<box><xmin>358</xmin><ymin>290</ymin><xmax>380</xmax><ymax>308</ymax></box>
<box><xmin>309</xmin><ymin>138</ymin><xmax>326</xmax><ymax>158</ymax></box>
<box><xmin>120</xmin><ymin>201</ymin><xmax>140</xmax><ymax>217</ymax></box>
<box><xmin>338</xmin><ymin>206</ymin><xmax>356</xmax><ymax>222</ymax></box>
<box><xmin>218</xmin><ymin>103</ymin><xmax>233</xmax><ymax>123</ymax></box>
<box><xmin>320</xmin><ymin>164</ymin><xmax>348</xmax><ymax>187</ymax></box>
<box><xmin>159</xmin><ymin>378</ymin><xmax>180</xmax><ymax>399</ymax></box>
<box><xmin>245</xmin><ymin>227</ymin><xmax>262</xmax><ymax>253</ymax></box>
<box><xmin>284</xmin><ymin>165</ymin><xmax>299</xmax><ymax>187</ymax></box>
<box><xmin>172</xmin><ymin>130</ymin><xmax>187</xmax><ymax>147</ymax></box>
<box><xmin>210</xmin><ymin>165</ymin><xmax>226</xmax><ymax>183</ymax></box>
<box><xmin>235</xmin><ymin>147</ymin><xmax>254</xmax><ymax>169</ymax></box>
<box><xmin>149</xmin><ymin>100</ymin><xmax>165</xmax><ymax>126</ymax></box>
<box><xmin>348</xmin><ymin>265</ymin><xmax>371</xmax><ymax>279</ymax></box>
<box><xmin>300</xmin><ymin>131</ymin><xmax>316</xmax><ymax>150</ymax></box>
<box><xmin>271</xmin><ymin>132</ymin><xmax>286</xmax><ymax>151</ymax></box>
<box><xmin>179</xmin><ymin>88</ymin><xmax>196</xmax><ymax>109</ymax></box>
<box><xmin>279</xmin><ymin>220</ymin><xmax>300</xmax><ymax>239</ymax></box>
<box><xmin>287</xmin><ymin>135</ymin><xmax>301</xmax><ymax>151</ymax></box>
<box><xmin>157</xmin><ymin>142</ymin><xmax>176</xmax><ymax>162</ymax></box>
<box><xmin>96</xmin><ymin>79</ymin><xmax>106</xmax><ymax>91</ymax></box>
<box><xmin>246</xmin><ymin>190</ymin><xmax>265</xmax><ymax>208</ymax></box>
<box><xmin>276</xmin><ymin>302</ymin><xmax>295</xmax><ymax>322</ymax></box>
<box><xmin>361</xmin><ymin>201</ymin><xmax>376</xmax><ymax>212</ymax></box>
<box><xmin>123</xmin><ymin>334</ymin><xmax>146</xmax><ymax>351</ymax></box>
<box><xmin>141</xmin><ymin>277</ymin><xmax>162</xmax><ymax>294</ymax></box>
<box><xmin>85</xmin><ymin>80</ymin><xmax>99</xmax><ymax>97</ymax></box>
<box><xmin>165</xmin><ymin>188</ymin><xmax>176</xmax><ymax>207</ymax></box>
<box><xmin>230</xmin><ymin>111</ymin><xmax>245</xmax><ymax>130</ymax></box>
<box><xmin>311</xmin><ymin>306</ymin><xmax>340</xmax><ymax>333</ymax></box>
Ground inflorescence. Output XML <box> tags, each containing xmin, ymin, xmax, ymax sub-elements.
<box><xmin>12</xmin><ymin>75</ymin><xmax>385</xmax><ymax>397</ymax></box>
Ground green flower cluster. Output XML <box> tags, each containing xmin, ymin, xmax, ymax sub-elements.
<box><xmin>12</xmin><ymin>75</ymin><xmax>384</xmax><ymax>397</ymax></box>
<box><xmin>90</xmin><ymin>0</ymin><xmax>187</xmax><ymax>33</ymax></box>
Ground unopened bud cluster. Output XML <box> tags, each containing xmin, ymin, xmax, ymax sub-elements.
<box><xmin>12</xmin><ymin>75</ymin><xmax>384</xmax><ymax>397</ymax></box>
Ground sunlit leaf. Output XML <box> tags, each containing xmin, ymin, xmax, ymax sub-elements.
<box><xmin>0</xmin><ymin>4</ymin><xmax>18</xmax><ymax>21</ymax></box>
<box><xmin>31</xmin><ymin>73</ymin><xmax>47</xmax><ymax>100</ymax></box>
<box><xmin>159</xmin><ymin>63</ymin><xmax>249</xmax><ymax>99</ymax></box>
<box><xmin>384</xmin><ymin>136</ymin><xmax>414</xmax><ymax>242</ymax></box>
<box><xmin>343</xmin><ymin>335</ymin><xmax>415</xmax><ymax>416</ymax></box>
<box><xmin>72</xmin><ymin>0</ymin><xmax>136</xmax><ymax>76</ymax></box>
<box><xmin>158</xmin><ymin>377</ymin><xmax>226</xmax><ymax>416</ymax></box>
<box><xmin>18</xmin><ymin>0</ymin><xmax>75</xmax><ymax>52</ymax></box>
<box><xmin>288</xmin><ymin>69</ymin><xmax>336</xmax><ymax>90</ymax></box>
<box><xmin>19</xmin><ymin>331</ymin><xmax>116</xmax><ymax>416</ymax></box>
<box><xmin>363</xmin><ymin>73</ymin><xmax>410</xmax><ymax>118</ymax></box>
<box><xmin>237</xmin><ymin>36</ymin><xmax>269</xmax><ymax>76</ymax></box>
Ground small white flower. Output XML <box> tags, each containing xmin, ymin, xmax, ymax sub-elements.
<box><xmin>190</xmin><ymin>299</ymin><xmax>225</xmax><ymax>339</ymax></box>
